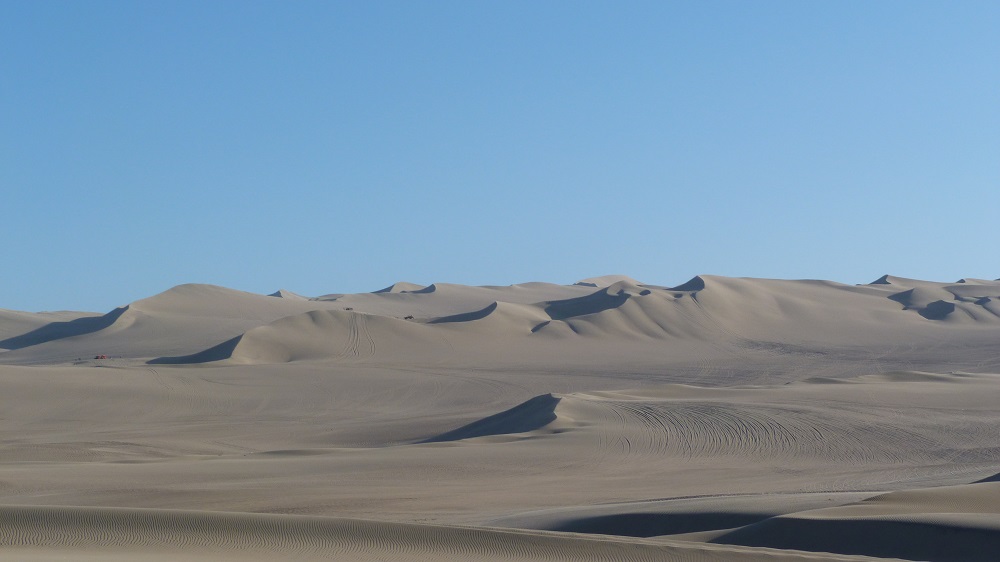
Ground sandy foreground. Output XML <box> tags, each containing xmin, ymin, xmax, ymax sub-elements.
<box><xmin>1</xmin><ymin>274</ymin><xmax>999</xmax><ymax>561</ymax></box>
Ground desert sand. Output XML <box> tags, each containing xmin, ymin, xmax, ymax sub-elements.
<box><xmin>1</xmin><ymin>274</ymin><xmax>999</xmax><ymax>561</ymax></box>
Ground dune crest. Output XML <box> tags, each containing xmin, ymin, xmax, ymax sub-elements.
<box><xmin>129</xmin><ymin>273</ymin><xmax>1000</xmax><ymax>365</ymax></box>
<box><xmin>431</xmin><ymin>301</ymin><xmax>551</xmax><ymax>332</ymax></box>
<box><xmin>0</xmin><ymin>306</ymin><xmax>130</xmax><ymax>351</ymax></box>
<box><xmin>373</xmin><ymin>281</ymin><xmax>426</xmax><ymax>294</ymax></box>
<box><xmin>574</xmin><ymin>274</ymin><xmax>641</xmax><ymax>288</ymax></box>
<box><xmin>269</xmin><ymin>288</ymin><xmax>309</xmax><ymax>300</ymax></box>
<box><xmin>424</xmin><ymin>394</ymin><xmax>562</xmax><ymax>442</ymax></box>
<box><xmin>669</xmin><ymin>275</ymin><xmax>707</xmax><ymax>292</ymax></box>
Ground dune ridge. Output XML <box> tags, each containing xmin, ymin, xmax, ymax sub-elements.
<box><xmin>5</xmin><ymin>274</ymin><xmax>999</xmax><ymax>367</ymax></box>
<box><xmin>135</xmin><ymin>275</ymin><xmax>999</xmax><ymax>366</ymax></box>
<box><xmin>423</xmin><ymin>393</ymin><xmax>562</xmax><ymax>442</ymax></box>
<box><xmin>373</xmin><ymin>281</ymin><xmax>427</xmax><ymax>294</ymax></box>
<box><xmin>268</xmin><ymin>289</ymin><xmax>309</xmax><ymax>300</ymax></box>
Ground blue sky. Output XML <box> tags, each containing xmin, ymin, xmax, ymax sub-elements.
<box><xmin>2</xmin><ymin>1</ymin><xmax>998</xmax><ymax>312</ymax></box>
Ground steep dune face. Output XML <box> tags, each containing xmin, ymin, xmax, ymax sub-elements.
<box><xmin>432</xmin><ymin>301</ymin><xmax>552</xmax><ymax>334</ymax></box>
<box><xmin>0</xmin><ymin>309</ymin><xmax>101</xmax><ymax>348</ymax></box>
<box><xmin>268</xmin><ymin>288</ymin><xmax>309</xmax><ymax>300</ymax></box>
<box><xmin>0</xmin><ymin>308</ymin><xmax>122</xmax><ymax>351</ymax></box>
<box><xmin>544</xmin><ymin>284</ymin><xmax>636</xmax><ymax>320</ymax></box>
<box><xmin>372</xmin><ymin>281</ymin><xmax>426</xmax><ymax>294</ymax></box>
<box><xmin>537</xmin><ymin>288</ymin><xmax>706</xmax><ymax>340</ymax></box>
<box><xmin>868</xmin><ymin>274</ymin><xmax>931</xmax><ymax>286</ymax></box>
<box><xmin>423</xmin><ymin>394</ymin><xmax>562</xmax><ymax>442</ymax></box>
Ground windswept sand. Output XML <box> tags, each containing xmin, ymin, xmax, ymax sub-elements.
<box><xmin>2</xmin><ymin>274</ymin><xmax>999</xmax><ymax>560</ymax></box>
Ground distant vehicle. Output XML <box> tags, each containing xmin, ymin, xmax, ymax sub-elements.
<box><xmin>94</xmin><ymin>355</ymin><xmax>107</xmax><ymax>360</ymax></box>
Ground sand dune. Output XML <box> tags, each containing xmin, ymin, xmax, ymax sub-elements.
<box><xmin>490</xmin><ymin>491</ymin><xmax>877</xmax><ymax>537</ymax></box>
<box><xmin>432</xmin><ymin>301</ymin><xmax>553</xmax><ymax>332</ymax></box>
<box><xmin>0</xmin><ymin>284</ymin><xmax>352</xmax><ymax>364</ymax></box>
<box><xmin>218</xmin><ymin>310</ymin><xmax>448</xmax><ymax>364</ymax></box>
<box><xmin>267</xmin><ymin>288</ymin><xmax>309</xmax><ymax>300</ymax></box>
<box><xmin>0</xmin><ymin>505</ymin><xmax>886</xmax><ymax>562</ymax></box>
<box><xmin>373</xmin><ymin>281</ymin><xmax>427</xmax><ymax>294</ymax></box>
<box><xmin>0</xmin><ymin>308</ymin><xmax>110</xmax><ymax>351</ymax></box>
<box><xmin>431</xmin><ymin>372</ymin><xmax>1000</xmax><ymax>467</ymax></box>
<box><xmin>2</xmin><ymin>274</ymin><xmax>999</xmax><ymax>561</ymax></box>
<box><xmin>139</xmin><ymin>275</ymin><xmax>1000</xmax><ymax>367</ymax></box>
<box><xmin>424</xmin><ymin>393</ymin><xmax>562</xmax><ymax>442</ymax></box>
<box><xmin>499</xmin><ymin>482</ymin><xmax>1000</xmax><ymax>561</ymax></box>
<box><xmin>319</xmin><ymin>280</ymin><xmax>596</xmax><ymax>320</ymax></box>
<box><xmin>886</xmin><ymin>281</ymin><xmax>1000</xmax><ymax>322</ymax></box>
<box><xmin>705</xmin><ymin>481</ymin><xmax>1000</xmax><ymax>561</ymax></box>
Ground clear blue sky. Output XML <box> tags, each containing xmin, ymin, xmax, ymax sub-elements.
<box><xmin>2</xmin><ymin>1</ymin><xmax>998</xmax><ymax>312</ymax></box>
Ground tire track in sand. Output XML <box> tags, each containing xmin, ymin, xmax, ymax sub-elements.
<box><xmin>339</xmin><ymin>313</ymin><xmax>376</xmax><ymax>360</ymax></box>
<box><xmin>576</xmin><ymin>398</ymin><xmax>956</xmax><ymax>465</ymax></box>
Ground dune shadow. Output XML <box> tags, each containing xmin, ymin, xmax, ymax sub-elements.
<box><xmin>422</xmin><ymin>394</ymin><xmax>559</xmax><ymax>443</ymax></box>
<box><xmin>888</xmin><ymin>289</ymin><xmax>958</xmax><ymax>320</ymax></box>
<box><xmin>149</xmin><ymin>335</ymin><xmax>242</xmax><ymax>365</ymax></box>
<box><xmin>409</xmin><ymin>284</ymin><xmax>438</xmax><ymax>294</ymax></box>
<box><xmin>373</xmin><ymin>281</ymin><xmax>426</xmax><ymax>294</ymax></box>
<box><xmin>549</xmin><ymin>512</ymin><xmax>772</xmax><ymax>538</ymax></box>
<box><xmin>0</xmin><ymin>306</ymin><xmax>128</xmax><ymax>350</ymax></box>
<box><xmin>710</xmin><ymin>516</ymin><xmax>1000</xmax><ymax>562</ymax></box>
<box><xmin>668</xmin><ymin>275</ymin><xmax>706</xmax><ymax>292</ymax></box>
<box><xmin>544</xmin><ymin>291</ymin><xmax>629</xmax><ymax>321</ymax></box>
<box><xmin>429</xmin><ymin>302</ymin><xmax>497</xmax><ymax>324</ymax></box>
<box><xmin>887</xmin><ymin>288</ymin><xmax>917</xmax><ymax>308</ymax></box>
<box><xmin>920</xmin><ymin>300</ymin><xmax>957</xmax><ymax>320</ymax></box>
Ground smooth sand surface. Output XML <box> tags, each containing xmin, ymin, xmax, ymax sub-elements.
<box><xmin>2</xmin><ymin>274</ymin><xmax>999</xmax><ymax>560</ymax></box>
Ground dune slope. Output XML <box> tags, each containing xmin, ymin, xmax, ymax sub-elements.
<box><xmin>708</xmin><ymin>482</ymin><xmax>1000</xmax><ymax>562</ymax></box>
<box><xmin>0</xmin><ymin>505</ymin><xmax>882</xmax><ymax>561</ymax></box>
